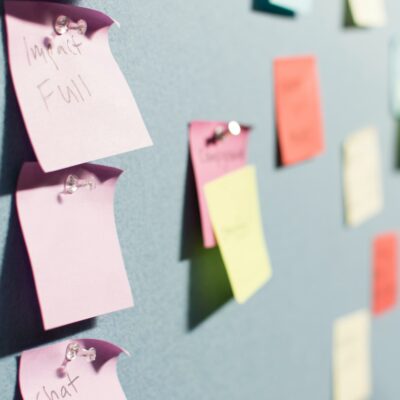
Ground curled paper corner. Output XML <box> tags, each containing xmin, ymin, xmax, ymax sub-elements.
<box><xmin>19</xmin><ymin>338</ymin><xmax>130</xmax><ymax>400</ymax></box>
<box><xmin>112</xmin><ymin>18</ymin><xmax>121</xmax><ymax>28</ymax></box>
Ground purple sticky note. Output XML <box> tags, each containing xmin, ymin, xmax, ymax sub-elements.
<box><xmin>4</xmin><ymin>1</ymin><xmax>152</xmax><ymax>172</ymax></box>
<box><xmin>189</xmin><ymin>121</ymin><xmax>249</xmax><ymax>248</ymax></box>
<box><xmin>19</xmin><ymin>339</ymin><xmax>128</xmax><ymax>399</ymax></box>
<box><xmin>16</xmin><ymin>162</ymin><xmax>133</xmax><ymax>330</ymax></box>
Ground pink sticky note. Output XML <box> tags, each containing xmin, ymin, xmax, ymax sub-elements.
<box><xmin>189</xmin><ymin>121</ymin><xmax>249</xmax><ymax>248</ymax></box>
<box><xmin>16</xmin><ymin>162</ymin><xmax>133</xmax><ymax>330</ymax></box>
<box><xmin>4</xmin><ymin>1</ymin><xmax>153</xmax><ymax>172</ymax></box>
<box><xmin>19</xmin><ymin>339</ymin><xmax>128</xmax><ymax>400</ymax></box>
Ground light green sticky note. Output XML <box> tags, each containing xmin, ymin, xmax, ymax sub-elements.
<box><xmin>204</xmin><ymin>165</ymin><xmax>272</xmax><ymax>304</ymax></box>
<box><xmin>269</xmin><ymin>0</ymin><xmax>313</xmax><ymax>14</ymax></box>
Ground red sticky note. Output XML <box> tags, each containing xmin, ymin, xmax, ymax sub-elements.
<box><xmin>373</xmin><ymin>233</ymin><xmax>397</xmax><ymax>315</ymax></box>
<box><xmin>274</xmin><ymin>56</ymin><xmax>324</xmax><ymax>166</ymax></box>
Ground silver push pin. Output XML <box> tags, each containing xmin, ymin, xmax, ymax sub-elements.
<box><xmin>65</xmin><ymin>342</ymin><xmax>97</xmax><ymax>363</ymax></box>
<box><xmin>57</xmin><ymin>342</ymin><xmax>96</xmax><ymax>377</ymax></box>
<box><xmin>213</xmin><ymin>121</ymin><xmax>244</xmax><ymax>142</ymax></box>
<box><xmin>64</xmin><ymin>174</ymin><xmax>96</xmax><ymax>194</ymax></box>
<box><xmin>55</xmin><ymin>15</ymin><xmax>88</xmax><ymax>35</ymax></box>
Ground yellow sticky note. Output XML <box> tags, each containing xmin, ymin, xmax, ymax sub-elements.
<box><xmin>333</xmin><ymin>310</ymin><xmax>371</xmax><ymax>400</ymax></box>
<box><xmin>348</xmin><ymin>0</ymin><xmax>386</xmax><ymax>27</ymax></box>
<box><xmin>204</xmin><ymin>165</ymin><xmax>272</xmax><ymax>303</ymax></box>
<box><xmin>343</xmin><ymin>127</ymin><xmax>383</xmax><ymax>227</ymax></box>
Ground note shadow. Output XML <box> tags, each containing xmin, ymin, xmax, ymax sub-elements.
<box><xmin>342</xmin><ymin>0</ymin><xmax>359</xmax><ymax>29</ymax></box>
<box><xmin>0</xmin><ymin>198</ymin><xmax>96</xmax><ymax>359</ymax></box>
<box><xmin>188</xmin><ymin>244</ymin><xmax>233</xmax><ymax>330</ymax></box>
<box><xmin>273</xmin><ymin>117</ymin><xmax>283</xmax><ymax>168</ymax></box>
<box><xmin>395</xmin><ymin>120</ymin><xmax>400</xmax><ymax>170</ymax></box>
<box><xmin>180</xmin><ymin>154</ymin><xmax>233</xmax><ymax>329</ymax></box>
<box><xmin>252</xmin><ymin>0</ymin><xmax>295</xmax><ymax>17</ymax></box>
<box><xmin>179</xmin><ymin>153</ymin><xmax>200</xmax><ymax>262</ymax></box>
<box><xmin>0</xmin><ymin>54</ymin><xmax>35</xmax><ymax>196</ymax></box>
<box><xmin>13</xmin><ymin>357</ymin><xmax>21</xmax><ymax>400</ymax></box>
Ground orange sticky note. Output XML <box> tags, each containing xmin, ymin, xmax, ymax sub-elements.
<box><xmin>373</xmin><ymin>233</ymin><xmax>397</xmax><ymax>315</ymax></box>
<box><xmin>274</xmin><ymin>56</ymin><xmax>324</xmax><ymax>166</ymax></box>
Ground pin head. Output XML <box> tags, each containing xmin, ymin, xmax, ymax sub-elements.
<box><xmin>75</xmin><ymin>19</ymin><xmax>88</xmax><ymax>35</ymax></box>
<box><xmin>64</xmin><ymin>175</ymin><xmax>79</xmax><ymax>194</ymax></box>
<box><xmin>227</xmin><ymin>121</ymin><xmax>241</xmax><ymax>136</ymax></box>
<box><xmin>65</xmin><ymin>342</ymin><xmax>80</xmax><ymax>362</ymax></box>
<box><xmin>55</xmin><ymin>15</ymin><xmax>69</xmax><ymax>35</ymax></box>
<box><xmin>85</xmin><ymin>347</ymin><xmax>97</xmax><ymax>362</ymax></box>
<box><xmin>212</xmin><ymin>120</ymin><xmax>243</xmax><ymax>143</ymax></box>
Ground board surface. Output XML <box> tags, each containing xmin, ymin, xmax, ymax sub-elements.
<box><xmin>0</xmin><ymin>1</ymin><xmax>399</xmax><ymax>398</ymax></box>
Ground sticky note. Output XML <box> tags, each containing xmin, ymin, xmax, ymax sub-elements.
<box><xmin>204</xmin><ymin>165</ymin><xmax>272</xmax><ymax>303</ymax></box>
<box><xmin>333</xmin><ymin>310</ymin><xmax>371</xmax><ymax>400</ymax></box>
<box><xmin>373</xmin><ymin>233</ymin><xmax>397</xmax><ymax>315</ymax></box>
<box><xmin>348</xmin><ymin>0</ymin><xmax>386</xmax><ymax>27</ymax></box>
<box><xmin>4</xmin><ymin>1</ymin><xmax>152</xmax><ymax>172</ymax></box>
<box><xmin>16</xmin><ymin>162</ymin><xmax>133</xmax><ymax>330</ymax></box>
<box><xmin>343</xmin><ymin>127</ymin><xmax>383</xmax><ymax>227</ymax></box>
<box><xmin>189</xmin><ymin>121</ymin><xmax>249</xmax><ymax>248</ymax></box>
<box><xmin>19</xmin><ymin>339</ymin><xmax>128</xmax><ymax>399</ymax></box>
<box><xmin>269</xmin><ymin>0</ymin><xmax>313</xmax><ymax>14</ymax></box>
<box><xmin>390</xmin><ymin>36</ymin><xmax>400</xmax><ymax>118</ymax></box>
<box><xmin>274</xmin><ymin>56</ymin><xmax>324</xmax><ymax>166</ymax></box>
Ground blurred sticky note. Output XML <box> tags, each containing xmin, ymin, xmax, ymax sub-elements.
<box><xmin>4</xmin><ymin>1</ymin><xmax>152</xmax><ymax>172</ymax></box>
<box><xmin>373</xmin><ymin>233</ymin><xmax>397</xmax><ymax>315</ymax></box>
<box><xmin>16</xmin><ymin>162</ymin><xmax>133</xmax><ymax>330</ymax></box>
<box><xmin>274</xmin><ymin>56</ymin><xmax>324</xmax><ymax>166</ymax></box>
<box><xmin>189</xmin><ymin>121</ymin><xmax>249</xmax><ymax>248</ymax></box>
<box><xmin>19</xmin><ymin>339</ymin><xmax>128</xmax><ymax>399</ymax></box>
<box><xmin>333</xmin><ymin>310</ymin><xmax>371</xmax><ymax>400</ymax></box>
<box><xmin>348</xmin><ymin>0</ymin><xmax>386</xmax><ymax>27</ymax></box>
<box><xmin>343</xmin><ymin>127</ymin><xmax>383</xmax><ymax>227</ymax></box>
<box><xmin>269</xmin><ymin>0</ymin><xmax>312</xmax><ymax>14</ymax></box>
<box><xmin>204</xmin><ymin>165</ymin><xmax>272</xmax><ymax>303</ymax></box>
<box><xmin>390</xmin><ymin>37</ymin><xmax>400</xmax><ymax>117</ymax></box>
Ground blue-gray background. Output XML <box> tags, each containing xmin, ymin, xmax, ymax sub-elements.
<box><xmin>0</xmin><ymin>0</ymin><xmax>400</xmax><ymax>398</ymax></box>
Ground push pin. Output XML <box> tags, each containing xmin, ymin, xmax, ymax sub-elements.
<box><xmin>55</xmin><ymin>15</ymin><xmax>88</xmax><ymax>35</ymax></box>
<box><xmin>64</xmin><ymin>174</ymin><xmax>96</xmax><ymax>194</ymax></box>
<box><xmin>208</xmin><ymin>121</ymin><xmax>251</xmax><ymax>144</ymax></box>
<box><xmin>58</xmin><ymin>342</ymin><xmax>96</xmax><ymax>377</ymax></box>
<box><xmin>65</xmin><ymin>342</ymin><xmax>96</xmax><ymax>363</ymax></box>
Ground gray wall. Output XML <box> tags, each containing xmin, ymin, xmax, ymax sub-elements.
<box><xmin>0</xmin><ymin>0</ymin><xmax>399</xmax><ymax>398</ymax></box>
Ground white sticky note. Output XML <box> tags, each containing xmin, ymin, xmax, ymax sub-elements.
<box><xmin>343</xmin><ymin>127</ymin><xmax>383</xmax><ymax>227</ymax></box>
<box><xmin>333</xmin><ymin>310</ymin><xmax>371</xmax><ymax>400</ymax></box>
<box><xmin>269</xmin><ymin>0</ymin><xmax>313</xmax><ymax>14</ymax></box>
<box><xmin>348</xmin><ymin>0</ymin><xmax>386</xmax><ymax>27</ymax></box>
